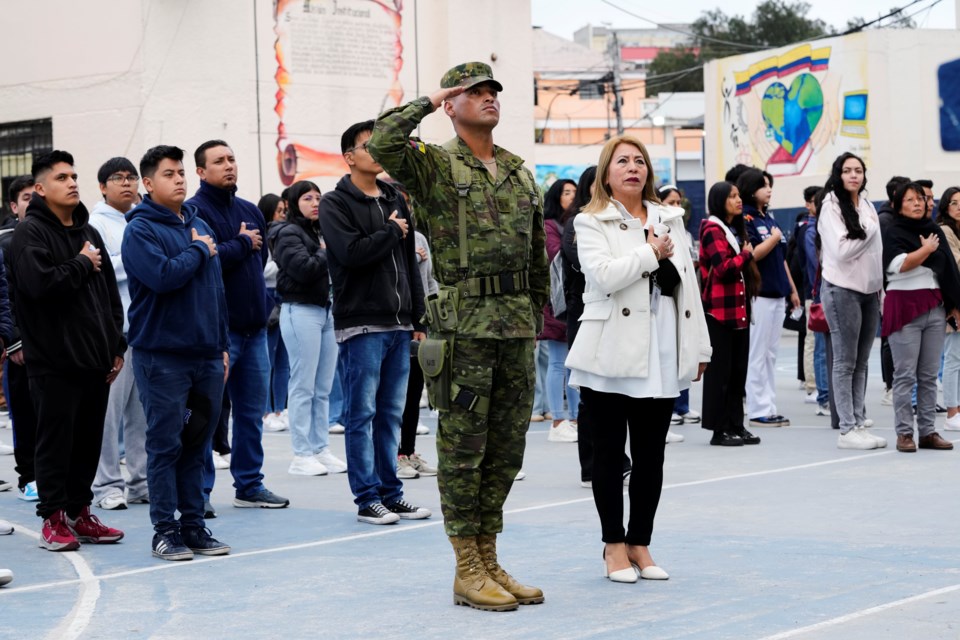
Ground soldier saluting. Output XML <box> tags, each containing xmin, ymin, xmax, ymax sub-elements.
<box><xmin>369</xmin><ymin>62</ymin><xmax>548</xmax><ymax>612</ymax></box>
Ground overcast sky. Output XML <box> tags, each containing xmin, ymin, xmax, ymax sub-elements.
<box><xmin>531</xmin><ymin>0</ymin><xmax>957</xmax><ymax>40</ymax></box>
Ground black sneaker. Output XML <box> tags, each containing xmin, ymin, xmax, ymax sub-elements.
<box><xmin>152</xmin><ymin>530</ymin><xmax>194</xmax><ymax>561</ymax></box>
<box><xmin>203</xmin><ymin>500</ymin><xmax>217</xmax><ymax>519</ymax></box>
<box><xmin>357</xmin><ymin>503</ymin><xmax>400</xmax><ymax>525</ymax></box>
<box><xmin>736</xmin><ymin>429</ymin><xmax>761</xmax><ymax>445</ymax></box>
<box><xmin>182</xmin><ymin>527</ymin><xmax>230</xmax><ymax>556</ymax></box>
<box><xmin>385</xmin><ymin>499</ymin><xmax>432</xmax><ymax>520</ymax></box>
<box><xmin>710</xmin><ymin>432</ymin><xmax>744</xmax><ymax>446</ymax></box>
<box><xmin>233</xmin><ymin>488</ymin><xmax>290</xmax><ymax>509</ymax></box>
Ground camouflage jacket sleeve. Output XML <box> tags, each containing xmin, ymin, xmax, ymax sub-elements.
<box><xmin>368</xmin><ymin>97</ymin><xmax>442</xmax><ymax>203</ymax></box>
<box><xmin>527</xmin><ymin>170</ymin><xmax>549</xmax><ymax>313</ymax></box>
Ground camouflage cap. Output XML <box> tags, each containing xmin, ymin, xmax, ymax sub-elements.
<box><xmin>440</xmin><ymin>62</ymin><xmax>504</xmax><ymax>92</ymax></box>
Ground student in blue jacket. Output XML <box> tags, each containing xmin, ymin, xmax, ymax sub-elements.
<box><xmin>122</xmin><ymin>145</ymin><xmax>230</xmax><ymax>561</ymax></box>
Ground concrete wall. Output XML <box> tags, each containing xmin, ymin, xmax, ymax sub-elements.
<box><xmin>0</xmin><ymin>0</ymin><xmax>535</xmax><ymax>203</ymax></box>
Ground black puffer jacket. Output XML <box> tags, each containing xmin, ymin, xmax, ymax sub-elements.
<box><xmin>268</xmin><ymin>217</ymin><xmax>330</xmax><ymax>307</ymax></box>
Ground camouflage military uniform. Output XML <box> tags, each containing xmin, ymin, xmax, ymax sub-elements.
<box><xmin>369</xmin><ymin>87</ymin><xmax>548</xmax><ymax>538</ymax></box>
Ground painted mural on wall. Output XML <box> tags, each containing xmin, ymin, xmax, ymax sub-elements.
<box><xmin>712</xmin><ymin>35</ymin><xmax>871</xmax><ymax>177</ymax></box>
<box><xmin>536</xmin><ymin>160</ymin><xmax>673</xmax><ymax>191</ymax></box>
<box><xmin>273</xmin><ymin>0</ymin><xmax>407</xmax><ymax>184</ymax></box>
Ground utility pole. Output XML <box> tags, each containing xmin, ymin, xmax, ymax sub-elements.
<box><xmin>608</xmin><ymin>30</ymin><xmax>624</xmax><ymax>135</ymax></box>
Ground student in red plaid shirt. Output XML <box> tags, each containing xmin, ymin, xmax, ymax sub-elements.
<box><xmin>699</xmin><ymin>182</ymin><xmax>761</xmax><ymax>446</ymax></box>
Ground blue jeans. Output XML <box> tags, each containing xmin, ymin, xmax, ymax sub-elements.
<box><xmin>204</xmin><ymin>328</ymin><xmax>270</xmax><ymax>497</ymax></box>
<box><xmin>339</xmin><ymin>330</ymin><xmax>410</xmax><ymax>509</ymax></box>
<box><xmin>329</xmin><ymin>359</ymin><xmax>344</xmax><ymax>425</ymax></box>
<box><xmin>814</xmin><ymin>331</ymin><xmax>829</xmax><ymax>405</ymax></box>
<box><xmin>265</xmin><ymin>325</ymin><xmax>290</xmax><ymax>414</ymax></box>
<box><xmin>134</xmin><ymin>350</ymin><xmax>224</xmax><ymax>533</ymax></box>
<box><xmin>531</xmin><ymin>340</ymin><xmax>549</xmax><ymax>416</ymax></box>
<box><xmin>673</xmin><ymin>388</ymin><xmax>690</xmax><ymax>415</ymax></box>
<box><xmin>545</xmin><ymin>339</ymin><xmax>579</xmax><ymax>420</ymax></box>
<box><xmin>280</xmin><ymin>303</ymin><xmax>337</xmax><ymax>457</ymax></box>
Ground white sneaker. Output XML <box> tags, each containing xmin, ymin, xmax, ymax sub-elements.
<box><xmin>328</xmin><ymin>423</ymin><xmax>345</xmax><ymax>434</ymax></box>
<box><xmin>665</xmin><ymin>430</ymin><xmax>685</xmax><ymax>444</ymax></box>
<box><xmin>580</xmin><ymin>480</ymin><xmax>592</xmax><ymax>488</ymax></box>
<box><xmin>804</xmin><ymin>392</ymin><xmax>818</xmax><ymax>404</ymax></box>
<box><xmin>97</xmin><ymin>493</ymin><xmax>128</xmax><ymax>510</ymax></box>
<box><xmin>315</xmin><ymin>449</ymin><xmax>347</xmax><ymax>473</ymax></box>
<box><xmin>419</xmin><ymin>389</ymin><xmax>429</xmax><ymax>408</ymax></box>
<box><xmin>547</xmin><ymin>420</ymin><xmax>578</xmax><ymax>443</ymax></box>
<box><xmin>670</xmin><ymin>413</ymin><xmax>683</xmax><ymax>425</ymax></box>
<box><xmin>396</xmin><ymin>456</ymin><xmax>420</xmax><ymax>479</ymax></box>
<box><xmin>415</xmin><ymin>422</ymin><xmax>430</xmax><ymax>435</ymax></box>
<box><xmin>860</xmin><ymin>418</ymin><xmax>875</xmax><ymax>428</ymax></box>
<box><xmin>837</xmin><ymin>428</ymin><xmax>878</xmax><ymax>450</ymax></box>
<box><xmin>680</xmin><ymin>410</ymin><xmax>701</xmax><ymax>424</ymax></box>
<box><xmin>0</xmin><ymin>520</ymin><xmax>13</xmax><ymax>535</ymax></box>
<box><xmin>0</xmin><ymin>568</ymin><xmax>11</xmax><ymax>586</ymax></box>
<box><xmin>213</xmin><ymin>452</ymin><xmax>231</xmax><ymax>470</ymax></box>
<box><xmin>288</xmin><ymin>455</ymin><xmax>328</xmax><ymax>476</ymax></box>
<box><xmin>815</xmin><ymin>404</ymin><xmax>830</xmax><ymax>416</ymax></box>
<box><xmin>944</xmin><ymin>414</ymin><xmax>960</xmax><ymax>431</ymax></box>
<box><xmin>881</xmin><ymin>388</ymin><xmax>893</xmax><ymax>406</ymax></box>
<box><xmin>0</xmin><ymin>442</ymin><xmax>12</xmax><ymax>455</ymax></box>
<box><xmin>407</xmin><ymin>452</ymin><xmax>437</xmax><ymax>476</ymax></box>
<box><xmin>515</xmin><ymin>470</ymin><xmax>526</xmax><ymax>481</ymax></box>
<box><xmin>263</xmin><ymin>414</ymin><xmax>287</xmax><ymax>432</ymax></box>
<box><xmin>858</xmin><ymin>426</ymin><xmax>887</xmax><ymax>448</ymax></box>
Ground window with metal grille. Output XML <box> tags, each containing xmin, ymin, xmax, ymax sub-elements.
<box><xmin>0</xmin><ymin>118</ymin><xmax>53</xmax><ymax>222</ymax></box>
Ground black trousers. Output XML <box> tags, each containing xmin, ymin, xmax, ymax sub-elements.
<box><xmin>30</xmin><ymin>372</ymin><xmax>110</xmax><ymax>519</ymax></box>
<box><xmin>212</xmin><ymin>392</ymin><xmax>231</xmax><ymax>456</ymax></box>
<box><xmin>701</xmin><ymin>315</ymin><xmax>750</xmax><ymax>433</ymax></box>
<box><xmin>399</xmin><ymin>355</ymin><xmax>424</xmax><ymax>456</ymax></box>
<box><xmin>881</xmin><ymin>336</ymin><xmax>894</xmax><ymax>390</ymax></box>
<box><xmin>8</xmin><ymin>360</ymin><xmax>37</xmax><ymax>488</ymax></box>
<box><xmin>581</xmin><ymin>387</ymin><xmax>672</xmax><ymax>545</ymax></box>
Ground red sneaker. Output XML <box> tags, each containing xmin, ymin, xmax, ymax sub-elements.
<box><xmin>66</xmin><ymin>506</ymin><xmax>124</xmax><ymax>543</ymax></box>
<box><xmin>40</xmin><ymin>510</ymin><xmax>80</xmax><ymax>551</ymax></box>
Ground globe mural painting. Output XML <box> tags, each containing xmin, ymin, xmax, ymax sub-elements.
<box><xmin>713</xmin><ymin>40</ymin><xmax>873</xmax><ymax>178</ymax></box>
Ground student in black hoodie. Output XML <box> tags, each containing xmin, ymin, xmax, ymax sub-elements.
<box><xmin>321</xmin><ymin>120</ymin><xmax>428</xmax><ymax>525</ymax></box>
<box><xmin>10</xmin><ymin>151</ymin><xmax>126</xmax><ymax>552</ymax></box>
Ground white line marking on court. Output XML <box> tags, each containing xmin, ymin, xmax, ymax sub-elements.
<box><xmin>0</xmin><ymin>445</ymin><xmax>905</xmax><ymax>599</ymax></box>
<box><xmin>12</xmin><ymin>524</ymin><xmax>101</xmax><ymax>640</ymax></box>
<box><xmin>758</xmin><ymin>583</ymin><xmax>960</xmax><ymax>639</ymax></box>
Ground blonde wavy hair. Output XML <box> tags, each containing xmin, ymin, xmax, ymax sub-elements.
<box><xmin>582</xmin><ymin>135</ymin><xmax>660</xmax><ymax>214</ymax></box>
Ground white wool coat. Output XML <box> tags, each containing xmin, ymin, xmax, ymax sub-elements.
<box><xmin>565</xmin><ymin>200</ymin><xmax>712</xmax><ymax>382</ymax></box>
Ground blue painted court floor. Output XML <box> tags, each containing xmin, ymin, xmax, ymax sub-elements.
<box><xmin>2</xmin><ymin>333</ymin><xmax>960</xmax><ymax>639</ymax></box>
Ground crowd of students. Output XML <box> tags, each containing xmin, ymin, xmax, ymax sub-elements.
<box><xmin>1</xmin><ymin>130</ymin><xmax>957</xmax><ymax>594</ymax></box>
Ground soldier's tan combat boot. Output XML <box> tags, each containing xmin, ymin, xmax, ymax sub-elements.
<box><xmin>449</xmin><ymin>536</ymin><xmax>519</xmax><ymax>611</ymax></box>
<box><xmin>477</xmin><ymin>533</ymin><xmax>545</xmax><ymax>604</ymax></box>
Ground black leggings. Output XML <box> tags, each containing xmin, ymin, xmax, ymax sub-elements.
<box><xmin>581</xmin><ymin>387</ymin><xmax>672</xmax><ymax>545</ymax></box>
<box><xmin>399</xmin><ymin>356</ymin><xmax>424</xmax><ymax>456</ymax></box>
<box><xmin>701</xmin><ymin>316</ymin><xmax>749</xmax><ymax>433</ymax></box>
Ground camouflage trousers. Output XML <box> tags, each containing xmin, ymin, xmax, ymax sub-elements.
<box><xmin>435</xmin><ymin>337</ymin><xmax>535</xmax><ymax>536</ymax></box>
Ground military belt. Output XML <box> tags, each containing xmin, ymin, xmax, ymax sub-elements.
<box><xmin>456</xmin><ymin>271</ymin><xmax>529</xmax><ymax>298</ymax></box>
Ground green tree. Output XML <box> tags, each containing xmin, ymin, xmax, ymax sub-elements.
<box><xmin>846</xmin><ymin>7</ymin><xmax>917</xmax><ymax>31</ymax></box>
<box><xmin>646</xmin><ymin>0</ymin><xmax>833</xmax><ymax>95</ymax></box>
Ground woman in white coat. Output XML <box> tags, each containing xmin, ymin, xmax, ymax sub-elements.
<box><xmin>566</xmin><ymin>135</ymin><xmax>711</xmax><ymax>583</ymax></box>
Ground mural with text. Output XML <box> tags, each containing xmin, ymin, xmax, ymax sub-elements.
<box><xmin>712</xmin><ymin>35</ymin><xmax>871</xmax><ymax>177</ymax></box>
<box><xmin>273</xmin><ymin>0</ymin><xmax>408</xmax><ymax>184</ymax></box>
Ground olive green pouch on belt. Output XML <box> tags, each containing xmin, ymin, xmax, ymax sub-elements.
<box><xmin>418</xmin><ymin>337</ymin><xmax>451</xmax><ymax>410</ymax></box>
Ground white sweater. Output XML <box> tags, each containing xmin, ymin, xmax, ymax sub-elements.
<box><xmin>818</xmin><ymin>192</ymin><xmax>883</xmax><ymax>294</ymax></box>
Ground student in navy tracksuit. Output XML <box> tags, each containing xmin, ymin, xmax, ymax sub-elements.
<box><xmin>123</xmin><ymin>145</ymin><xmax>230</xmax><ymax>561</ymax></box>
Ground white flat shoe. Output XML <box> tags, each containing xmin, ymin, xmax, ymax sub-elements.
<box><xmin>636</xmin><ymin>564</ymin><xmax>669</xmax><ymax>580</ymax></box>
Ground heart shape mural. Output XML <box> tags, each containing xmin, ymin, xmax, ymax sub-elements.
<box><xmin>761</xmin><ymin>74</ymin><xmax>824</xmax><ymax>155</ymax></box>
